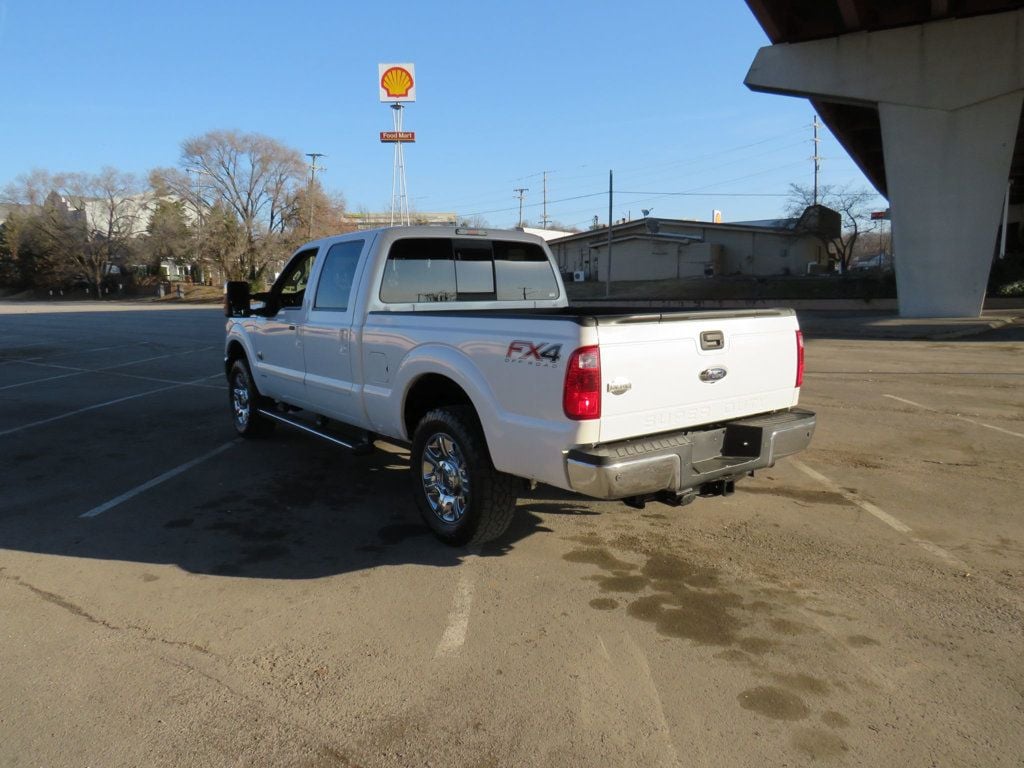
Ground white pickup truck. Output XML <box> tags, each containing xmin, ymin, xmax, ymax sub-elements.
<box><xmin>224</xmin><ymin>227</ymin><xmax>815</xmax><ymax>545</ymax></box>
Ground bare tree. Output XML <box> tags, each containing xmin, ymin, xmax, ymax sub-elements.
<box><xmin>787</xmin><ymin>183</ymin><xmax>879</xmax><ymax>274</ymax></box>
<box><xmin>59</xmin><ymin>168</ymin><xmax>148</xmax><ymax>293</ymax></box>
<box><xmin>283</xmin><ymin>180</ymin><xmax>352</xmax><ymax>246</ymax></box>
<box><xmin>2</xmin><ymin>168</ymin><xmax>146</xmax><ymax>293</ymax></box>
<box><xmin>155</xmin><ymin>130</ymin><xmax>307</xmax><ymax>283</ymax></box>
<box><xmin>458</xmin><ymin>214</ymin><xmax>491</xmax><ymax>228</ymax></box>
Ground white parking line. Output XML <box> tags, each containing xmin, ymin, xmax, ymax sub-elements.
<box><xmin>435</xmin><ymin>567</ymin><xmax>476</xmax><ymax>658</ymax></box>
<box><xmin>1</xmin><ymin>368</ymin><xmax>223</xmax><ymax>393</ymax></box>
<box><xmin>790</xmin><ymin>458</ymin><xmax>967</xmax><ymax>568</ymax></box>
<box><xmin>80</xmin><ymin>441</ymin><xmax>237</xmax><ymax>518</ymax></box>
<box><xmin>0</xmin><ymin>373</ymin><xmax>220</xmax><ymax>438</ymax></box>
<box><xmin>0</xmin><ymin>341</ymin><xmax>150</xmax><ymax>365</ymax></box>
<box><xmin>885</xmin><ymin>394</ymin><xmax>1024</xmax><ymax>440</ymax></box>
<box><xmin>0</xmin><ymin>371</ymin><xmax>83</xmax><ymax>392</ymax></box>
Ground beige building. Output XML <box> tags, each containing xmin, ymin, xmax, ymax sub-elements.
<box><xmin>345</xmin><ymin>211</ymin><xmax>457</xmax><ymax>230</ymax></box>
<box><xmin>548</xmin><ymin>215</ymin><xmax>829</xmax><ymax>282</ymax></box>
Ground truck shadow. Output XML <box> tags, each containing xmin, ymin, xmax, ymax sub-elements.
<box><xmin>2</xmin><ymin>434</ymin><xmax>581</xmax><ymax>580</ymax></box>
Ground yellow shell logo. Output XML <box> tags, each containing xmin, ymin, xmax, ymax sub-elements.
<box><xmin>381</xmin><ymin>66</ymin><xmax>414</xmax><ymax>98</ymax></box>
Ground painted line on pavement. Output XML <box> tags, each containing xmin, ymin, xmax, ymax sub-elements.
<box><xmin>790</xmin><ymin>458</ymin><xmax>967</xmax><ymax>568</ymax></box>
<box><xmin>80</xmin><ymin>441</ymin><xmax>237</xmax><ymax>518</ymax></box>
<box><xmin>0</xmin><ymin>371</ymin><xmax>83</xmax><ymax>391</ymax></box>
<box><xmin>625</xmin><ymin>632</ymin><xmax>687</xmax><ymax>767</ymax></box>
<box><xmin>885</xmin><ymin>394</ymin><xmax>1024</xmax><ymax>440</ymax></box>
<box><xmin>435</xmin><ymin>566</ymin><xmax>476</xmax><ymax>658</ymax></box>
<box><xmin>0</xmin><ymin>347</ymin><xmax>221</xmax><ymax>392</ymax></box>
<box><xmin>0</xmin><ymin>373</ymin><xmax>220</xmax><ymax>438</ymax></box>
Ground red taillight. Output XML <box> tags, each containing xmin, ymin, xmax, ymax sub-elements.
<box><xmin>795</xmin><ymin>330</ymin><xmax>805</xmax><ymax>388</ymax></box>
<box><xmin>563</xmin><ymin>345</ymin><xmax>601</xmax><ymax>420</ymax></box>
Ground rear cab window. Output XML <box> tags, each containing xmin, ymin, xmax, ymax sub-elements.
<box><xmin>380</xmin><ymin>237</ymin><xmax>559</xmax><ymax>304</ymax></box>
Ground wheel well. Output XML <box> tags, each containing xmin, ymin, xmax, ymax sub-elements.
<box><xmin>225</xmin><ymin>340</ymin><xmax>247</xmax><ymax>377</ymax></box>
<box><xmin>404</xmin><ymin>374</ymin><xmax>475</xmax><ymax>438</ymax></box>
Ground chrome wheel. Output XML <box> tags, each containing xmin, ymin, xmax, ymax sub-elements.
<box><xmin>421</xmin><ymin>432</ymin><xmax>471</xmax><ymax>523</ymax></box>
<box><xmin>231</xmin><ymin>371</ymin><xmax>251</xmax><ymax>430</ymax></box>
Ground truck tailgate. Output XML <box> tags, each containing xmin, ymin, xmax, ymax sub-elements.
<box><xmin>596</xmin><ymin>310</ymin><xmax>800</xmax><ymax>443</ymax></box>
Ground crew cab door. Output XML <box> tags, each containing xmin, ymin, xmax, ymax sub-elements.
<box><xmin>302</xmin><ymin>239</ymin><xmax>369</xmax><ymax>427</ymax></box>
<box><xmin>250</xmin><ymin>247</ymin><xmax>318</xmax><ymax>404</ymax></box>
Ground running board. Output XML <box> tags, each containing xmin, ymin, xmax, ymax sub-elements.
<box><xmin>256</xmin><ymin>409</ymin><xmax>374</xmax><ymax>453</ymax></box>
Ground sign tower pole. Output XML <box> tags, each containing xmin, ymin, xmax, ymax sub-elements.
<box><xmin>379</xmin><ymin>63</ymin><xmax>417</xmax><ymax>227</ymax></box>
<box><xmin>391</xmin><ymin>104</ymin><xmax>409</xmax><ymax>226</ymax></box>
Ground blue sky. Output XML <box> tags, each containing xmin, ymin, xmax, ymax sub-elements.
<box><xmin>0</xmin><ymin>0</ymin><xmax>879</xmax><ymax>229</ymax></box>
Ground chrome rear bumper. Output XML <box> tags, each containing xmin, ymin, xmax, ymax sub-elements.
<box><xmin>566</xmin><ymin>408</ymin><xmax>816</xmax><ymax>500</ymax></box>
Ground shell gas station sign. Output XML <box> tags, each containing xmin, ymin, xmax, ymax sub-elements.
<box><xmin>378</xmin><ymin>63</ymin><xmax>416</xmax><ymax>102</ymax></box>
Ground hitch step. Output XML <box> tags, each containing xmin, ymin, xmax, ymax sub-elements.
<box><xmin>256</xmin><ymin>409</ymin><xmax>375</xmax><ymax>454</ymax></box>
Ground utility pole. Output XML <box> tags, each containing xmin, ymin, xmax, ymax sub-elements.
<box><xmin>812</xmin><ymin>115</ymin><xmax>822</xmax><ymax>206</ymax></box>
<box><xmin>306</xmin><ymin>152</ymin><xmax>326</xmax><ymax>238</ymax></box>
<box><xmin>514</xmin><ymin>187</ymin><xmax>528</xmax><ymax>228</ymax></box>
<box><xmin>605</xmin><ymin>170</ymin><xmax>613</xmax><ymax>298</ymax></box>
<box><xmin>541</xmin><ymin>171</ymin><xmax>550</xmax><ymax>229</ymax></box>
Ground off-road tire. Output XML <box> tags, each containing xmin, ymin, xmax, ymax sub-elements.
<box><xmin>411</xmin><ymin>406</ymin><xmax>518</xmax><ymax>546</ymax></box>
<box><xmin>228</xmin><ymin>358</ymin><xmax>275</xmax><ymax>438</ymax></box>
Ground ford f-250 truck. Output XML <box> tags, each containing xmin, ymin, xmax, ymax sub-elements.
<box><xmin>224</xmin><ymin>227</ymin><xmax>815</xmax><ymax>546</ymax></box>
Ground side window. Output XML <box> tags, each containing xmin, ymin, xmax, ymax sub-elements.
<box><xmin>275</xmin><ymin>249</ymin><xmax>318</xmax><ymax>309</ymax></box>
<box><xmin>379</xmin><ymin>237</ymin><xmax>559</xmax><ymax>303</ymax></box>
<box><xmin>314</xmin><ymin>240</ymin><xmax>364</xmax><ymax>311</ymax></box>
<box><xmin>494</xmin><ymin>241</ymin><xmax>560</xmax><ymax>300</ymax></box>
<box><xmin>380</xmin><ymin>238</ymin><xmax>456</xmax><ymax>303</ymax></box>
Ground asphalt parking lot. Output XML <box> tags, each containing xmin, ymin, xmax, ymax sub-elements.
<box><xmin>1</xmin><ymin>301</ymin><xmax>1022</xmax><ymax>767</ymax></box>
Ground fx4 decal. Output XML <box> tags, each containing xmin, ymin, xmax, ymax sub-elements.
<box><xmin>505</xmin><ymin>340</ymin><xmax>563</xmax><ymax>367</ymax></box>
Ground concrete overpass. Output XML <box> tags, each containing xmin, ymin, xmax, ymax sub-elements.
<box><xmin>744</xmin><ymin>1</ymin><xmax>1024</xmax><ymax>317</ymax></box>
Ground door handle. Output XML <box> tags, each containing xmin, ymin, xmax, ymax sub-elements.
<box><xmin>288</xmin><ymin>325</ymin><xmax>296</xmax><ymax>331</ymax></box>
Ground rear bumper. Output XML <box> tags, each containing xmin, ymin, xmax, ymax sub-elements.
<box><xmin>565</xmin><ymin>408</ymin><xmax>816</xmax><ymax>500</ymax></box>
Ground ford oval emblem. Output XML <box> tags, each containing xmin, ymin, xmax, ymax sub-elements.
<box><xmin>699</xmin><ymin>366</ymin><xmax>728</xmax><ymax>383</ymax></box>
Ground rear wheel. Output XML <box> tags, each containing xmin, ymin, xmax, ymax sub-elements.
<box><xmin>228</xmin><ymin>358</ymin><xmax>274</xmax><ymax>437</ymax></box>
<box><xmin>411</xmin><ymin>406</ymin><xmax>517</xmax><ymax>546</ymax></box>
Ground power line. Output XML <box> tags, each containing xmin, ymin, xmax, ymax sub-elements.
<box><xmin>617</xmin><ymin>191</ymin><xmax>789</xmax><ymax>197</ymax></box>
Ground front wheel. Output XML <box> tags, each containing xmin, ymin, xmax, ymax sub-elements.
<box><xmin>411</xmin><ymin>406</ymin><xmax>518</xmax><ymax>546</ymax></box>
<box><xmin>228</xmin><ymin>358</ymin><xmax>274</xmax><ymax>437</ymax></box>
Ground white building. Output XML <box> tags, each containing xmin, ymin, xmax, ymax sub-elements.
<box><xmin>548</xmin><ymin>215</ymin><xmax>830</xmax><ymax>283</ymax></box>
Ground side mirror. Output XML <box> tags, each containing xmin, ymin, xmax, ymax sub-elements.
<box><xmin>224</xmin><ymin>281</ymin><xmax>251</xmax><ymax>317</ymax></box>
<box><xmin>251</xmin><ymin>291</ymin><xmax>276</xmax><ymax>316</ymax></box>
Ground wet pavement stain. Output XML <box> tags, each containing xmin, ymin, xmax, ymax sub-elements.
<box><xmin>739</xmin><ymin>487</ymin><xmax>850</xmax><ymax>506</ymax></box>
<box><xmin>589</xmin><ymin>598</ymin><xmax>618</xmax><ymax>611</ymax></box>
<box><xmin>821</xmin><ymin>711</ymin><xmax>850</xmax><ymax>728</ymax></box>
<box><xmin>641</xmin><ymin>552</ymin><xmax>719</xmax><ymax>588</ymax></box>
<box><xmin>715</xmin><ymin>649</ymin><xmax>752</xmax><ymax>664</ymax></box>
<box><xmin>626</xmin><ymin>590</ymin><xmax>742</xmax><ymax>645</ymax></box>
<box><xmin>737</xmin><ymin>637</ymin><xmax>777</xmax><ymax>655</ymax></box>
<box><xmin>567</xmin><ymin>546</ymin><xmax>782</xmax><ymax>647</ymax></box>
<box><xmin>563</xmin><ymin>548</ymin><xmax>637</xmax><ymax>571</ymax></box>
<box><xmin>769</xmin><ymin>618</ymin><xmax>811</xmax><ymax>636</ymax></box>
<box><xmin>790</xmin><ymin>727</ymin><xmax>848</xmax><ymax>759</ymax></box>
<box><xmin>847</xmin><ymin>634</ymin><xmax>881</xmax><ymax>647</ymax></box>
<box><xmin>773</xmin><ymin>672</ymin><xmax>830</xmax><ymax>695</ymax></box>
<box><xmin>738</xmin><ymin>686</ymin><xmax>810</xmax><ymax>720</ymax></box>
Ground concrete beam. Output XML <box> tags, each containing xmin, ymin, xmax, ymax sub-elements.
<box><xmin>745</xmin><ymin>10</ymin><xmax>1024</xmax><ymax>111</ymax></box>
